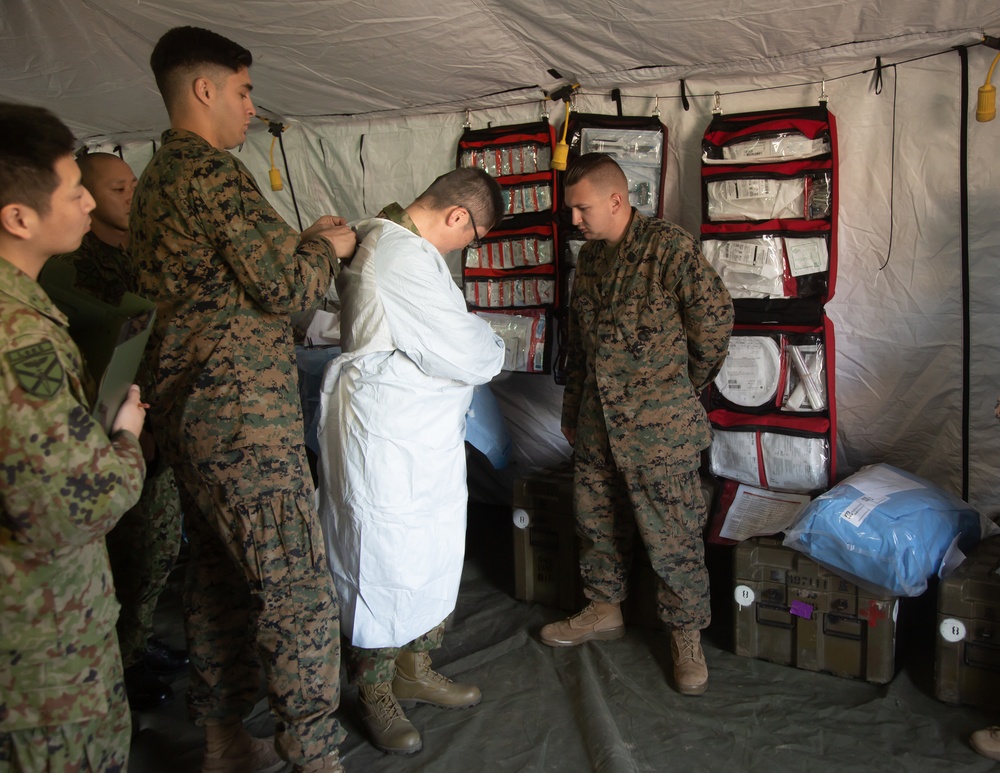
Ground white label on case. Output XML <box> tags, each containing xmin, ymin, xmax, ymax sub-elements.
<box><xmin>734</xmin><ymin>584</ymin><xmax>756</xmax><ymax>607</ymax></box>
<box><xmin>512</xmin><ymin>508</ymin><xmax>531</xmax><ymax>529</ymax></box>
<box><xmin>939</xmin><ymin>618</ymin><xmax>967</xmax><ymax>643</ymax></box>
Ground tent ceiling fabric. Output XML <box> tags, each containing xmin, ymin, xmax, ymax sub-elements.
<box><xmin>2</xmin><ymin>0</ymin><xmax>998</xmax><ymax>138</ymax></box>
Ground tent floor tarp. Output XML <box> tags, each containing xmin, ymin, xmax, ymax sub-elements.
<box><xmin>130</xmin><ymin>507</ymin><xmax>996</xmax><ymax>772</ymax></box>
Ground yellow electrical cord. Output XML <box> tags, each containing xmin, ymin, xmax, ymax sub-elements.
<box><xmin>976</xmin><ymin>49</ymin><xmax>1000</xmax><ymax>122</ymax></box>
<box><xmin>257</xmin><ymin>116</ymin><xmax>285</xmax><ymax>189</ymax></box>
<box><xmin>551</xmin><ymin>100</ymin><xmax>571</xmax><ymax>170</ymax></box>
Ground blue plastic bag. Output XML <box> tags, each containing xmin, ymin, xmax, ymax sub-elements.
<box><xmin>782</xmin><ymin>463</ymin><xmax>985</xmax><ymax>596</ymax></box>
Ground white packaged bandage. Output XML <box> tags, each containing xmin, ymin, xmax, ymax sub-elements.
<box><xmin>702</xmin><ymin>237</ymin><xmax>785</xmax><ymax>298</ymax></box>
<box><xmin>715</xmin><ymin>336</ymin><xmax>781</xmax><ymax>407</ymax></box>
<box><xmin>707</xmin><ymin>178</ymin><xmax>806</xmax><ymax>221</ymax></box>
<box><xmin>711</xmin><ymin>430</ymin><xmax>829</xmax><ymax>492</ymax></box>
<box><xmin>714</xmin><ymin>134</ymin><xmax>831</xmax><ymax>163</ymax></box>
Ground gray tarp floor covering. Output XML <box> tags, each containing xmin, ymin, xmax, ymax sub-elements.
<box><xmin>129</xmin><ymin>506</ymin><xmax>997</xmax><ymax>772</ymax></box>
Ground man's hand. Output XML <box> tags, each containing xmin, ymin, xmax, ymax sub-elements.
<box><xmin>301</xmin><ymin>217</ymin><xmax>357</xmax><ymax>259</ymax></box>
<box><xmin>112</xmin><ymin>384</ymin><xmax>147</xmax><ymax>439</ymax></box>
<box><xmin>561</xmin><ymin>426</ymin><xmax>576</xmax><ymax>446</ymax></box>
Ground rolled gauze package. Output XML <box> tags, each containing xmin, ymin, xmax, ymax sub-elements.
<box><xmin>715</xmin><ymin>336</ymin><xmax>781</xmax><ymax>407</ymax></box>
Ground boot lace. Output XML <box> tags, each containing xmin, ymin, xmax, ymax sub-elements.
<box><xmin>368</xmin><ymin>681</ymin><xmax>404</xmax><ymax>720</ymax></box>
<box><xmin>673</xmin><ymin>631</ymin><xmax>699</xmax><ymax>663</ymax></box>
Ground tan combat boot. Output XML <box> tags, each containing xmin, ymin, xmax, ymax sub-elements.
<box><xmin>670</xmin><ymin>629</ymin><xmax>708</xmax><ymax>696</ymax></box>
<box><xmin>971</xmin><ymin>726</ymin><xmax>1000</xmax><ymax>761</ymax></box>
<box><xmin>358</xmin><ymin>681</ymin><xmax>422</xmax><ymax>754</ymax></box>
<box><xmin>202</xmin><ymin>722</ymin><xmax>286</xmax><ymax>773</ymax></box>
<box><xmin>539</xmin><ymin>601</ymin><xmax>624</xmax><ymax>647</ymax></box>
<box><xmin>292</xmin><ymin>750</ymin><xmax>345</xmax><ymax>772</ymax></box>
<box><xmin>393</xmin><ymin>650</ymin><xmax>482</xmax><ymax>709</ymax></box>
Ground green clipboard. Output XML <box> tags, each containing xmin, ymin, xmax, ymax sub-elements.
<box><xmin>40</xmin><ymin>261</ymin><xmax>156</xmax><ymax>433</ymax></box>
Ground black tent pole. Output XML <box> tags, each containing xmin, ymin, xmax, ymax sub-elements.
<box><xmin>958</xmin><ymin>45</ymin><xmax>970</xmax><ymax>501</ymax></box>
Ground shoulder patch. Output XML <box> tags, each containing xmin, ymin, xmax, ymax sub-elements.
<box><xmin>6</xmin><ymin>341</ymin><xmax>65</xmax><ymax>399</ymax></box>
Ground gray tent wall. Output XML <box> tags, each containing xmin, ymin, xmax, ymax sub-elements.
<box><xmin>5</xmin><ymin>5</ymin><xmax>1000</xmax><ymax>513</ymax></box>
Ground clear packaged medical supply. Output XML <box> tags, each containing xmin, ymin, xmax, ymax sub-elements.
<box><xmin>706</xmin><ymin>173</ymin><xmax>831</xmax><ymax>221</ymax></box>
<box><xmin>710</xmin><ymin>429</ymin><xmax>829</xmax><ymax>493</ymax></box>
<box><xmin>702</xmin><ymin>236</ymin><xmax>786</xmax><ymax>298</ymax></box>
<box><xmin>705</xmin><ymin>132</ymin><xmax>831</xmax><ymax>164</ymax></box>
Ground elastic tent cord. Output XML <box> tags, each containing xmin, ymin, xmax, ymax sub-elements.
<box><xmin>276</xmin><ymin>129</ymin><xmax>303</xmax><ymax>231</ymax></box>
<box><xmin>958</xmin><ymin>45</ymin><xmax>971</xmax><ymax>501</ymax></box>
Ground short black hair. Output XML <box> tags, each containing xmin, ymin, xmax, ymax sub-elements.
<box><xmin>564</xmin><ymin>152</ymin><xmax>628</xmax><ymax>192</ymax></box>
<box><xmin>150</xmin><ymin>26</ymin><xmax>253</xmax><ymax>109</ymax></box>
<box><xmin>417</xmin><ymin>167</ymin><xmax>504</xmax><ymax>231</ymax></box>
<box><xmin>0</xmin><ymin>102</ymin><xmax>76</xmax><ymax>215</ymax></box>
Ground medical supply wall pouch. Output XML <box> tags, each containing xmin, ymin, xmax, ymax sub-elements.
<box><xmin>458</xmin><ymin>120</ymin><xmax>558</xmax><ymax>373</ymax></box>
<box><xmin>551</xmin><ymin>111</ymin><xmax>668</xmax><ymax>385</ymax></box>
<box><xmin>709</xmin><ymin>411</ymin><xmax>832</xmax><ymax>494</ymax></box>
<box><xmin>709</xmin><ymin>321</ymin><xmax>835</xmax><ymax>416</ymax></box>
<box><xmin>700</xmin><ymin>104</ymin><xmax>838</xmax><ymax>309</ymax></box>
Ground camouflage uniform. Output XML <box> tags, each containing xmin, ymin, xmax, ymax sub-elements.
<box><xmin>129</xmin><ymin>128</ymin><xmax>344</xmax><ymax>765</ymax></box>
<box><xmin>42</xmin><ymin>231</ymin><xmax>137</xmax><ymax>308</ymax></box>
<box><xmin>562</xmin><ymin>210</ymin><xmax>733</xmax><ymax>630</ymax></box>
<box><xmin>0</xmin><ymin>257</ymin><xmax>145</xmax><ymax>770</ymax></box>
<box><xmin>40</xmin><ymin>232</ymin><xmax>184</xmax><ymax>671</ymax></box>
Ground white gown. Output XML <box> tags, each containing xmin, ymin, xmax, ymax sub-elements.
<box><xmin>317</xmin><ymin>217</ymin><xmax>505</xmax><ymax>648</ymax></box>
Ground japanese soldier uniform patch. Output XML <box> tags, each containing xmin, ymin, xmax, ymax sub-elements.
<box><xmin>7</xmin><ymin>341</ymin><xmax>65</xmax><ymax>399</ymax></box>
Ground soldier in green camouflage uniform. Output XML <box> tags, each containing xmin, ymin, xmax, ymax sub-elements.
<box><xmin>0</xmin><ymin>103</ymin><xmax>147</xmax><ymax>772</ymax></box>
<box><xmin>129</xmin><ymin>27</ymin><xmax>356</xmax><ymax>773</ymax></box>
<box><xmin>541</xmin><ymin>153</ymin><xmax>733</xmax><ymax>697</ymax></box>
<box><xmin>40</xmin><ymin>152</ymin><xmax>186</xmax><ymax>712</ymax></box>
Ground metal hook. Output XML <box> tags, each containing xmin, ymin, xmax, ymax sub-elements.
<box><xmin>540</xmin><ymin>100</ymin><xmax>548</xmax><ymax>121</ymax></box>
<box><xmin>463</xmin><ymin>109</ymin><xmax>472</xmax><ymax>129</ymax></box>
<box><xmin>652</xmin><ymin>95</ymin><xmax>661</xmax><ymax>118</ymax></box>
<box><xmin>712</xmin><ymin>91</ymin><xmax>723</xmax><ymax>115</ymax></box>
<box><xmin>819</xmin><ymin>79</ymin><xmax>828</xmax><ymax>104</ymax></box>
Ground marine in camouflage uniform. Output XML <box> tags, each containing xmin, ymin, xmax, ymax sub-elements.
<box><xmin>0</xmin><ymin>257</ymin><xmax>146</xmax><ymax>770</ymax></box>
<box><xmin>41</xmin><ymin>229</ymin><xmax>186</xmax><ymax>691</ymax></box>
<box><xmin>543</xmin><ymin>154</ymin><xmax>732</xmax><ymax>695</ymax></box>
<box><xmin>129</xmin><ymin>127</ymin><xmax>345</xmax><ymax>765</ymax></box>
<box><xmin>562</xmin><ymin>208</ymin><xmax>733</xmax><ymax>628</ymax></box>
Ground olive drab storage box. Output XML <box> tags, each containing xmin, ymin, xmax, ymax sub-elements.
<box><xmin>512</xmin><ymin>467</ymin><xmax>583</xmax><ymax>611</ymax></box>
<box><xmin>934</xmin><ymin>536</ymin><xmax>1000</xmax><ymax>710</ymax></box>
<box><xmin>733</xmin><ymin>536</ymin><xmax>898</xmax><ymax>683</ymax></box>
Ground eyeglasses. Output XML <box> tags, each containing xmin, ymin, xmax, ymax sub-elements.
<box><xmin>463</xmin><ymin>206</ymin><xmax>483</xmax><ymax>249</ymax></box>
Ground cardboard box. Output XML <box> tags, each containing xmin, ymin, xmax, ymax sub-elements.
<box><xmin>934</xmin><ymin>536</ymin><xmax>1000</xmax><ymax>709</ymax></box>
<box><xmin>733</xmin><ymin>536</ymin><xmax>898</xmax><ymax>683</ymax></box>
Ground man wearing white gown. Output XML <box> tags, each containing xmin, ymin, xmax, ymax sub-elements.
<box><xmin>317</xmin><ymin>168</ymin><xmax>505</xmax><ymax>755</ymax></box>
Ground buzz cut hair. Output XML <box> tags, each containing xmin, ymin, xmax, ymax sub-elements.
<box><xmin>76</xmin><ymin>151</ymin><xmax>126</xmax><ymax>190</ymax></box>
<box><xmin>416</xmin><ymin>167</ymin><xmax>504</xmax><ymax>232</ymax></box>
<box><xmin>150</xmin><ymin>26</ymin><xmax>253</xmax><ymax>111</ymax></box>
<box><xmin>564</xmin><ymin>152</ymin><xmax>628</xmax><ymax>193</ymax></box>
<box><xmin>0</xmin><ymin>102</ymin><xmax>76</xmax><ymax>216</ymax></box>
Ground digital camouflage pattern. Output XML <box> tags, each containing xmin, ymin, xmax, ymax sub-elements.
<box><xmin>0</xmin><ymin>632</ymin><xmax>130</xmax><ymax>772</ymax></box>
<box><xmin>41</xmin><ymin>230</ymin><xmax>137</xmax><ymax>307</ymax></box>
<box><xmin>561</xmin><ymin>210</ymin><xmax>733</xmax><ymax>470</ymax></box>
<box><xmin>105</xmin><ymin>465</ymin><xmax>183</xmax><ymax>667</ymax></box>
<box><xmin>173</xmin><ymin>445</ymin><xmax>344</xmax><ymax>764</ymax></box>
<box><xmin>130</xmin><ymin>129</ymin><xmax>337</xmax><ymax>466</ymax></box>
<box><xmin>562</xmin><ymin>211</ymin><xmax>731</xmax><ymax>630</ymax></box>
<box><xmin>0</xmin><ymin>257</ymin><xmax>144</xmax><ymax>758</ymax></box>
<box><xmin>129</xmin><ymin>128</ymin><xmax>344</xmax><ymax>765</ymax></box>
<box><xmin>39</xmin><ymin>230</ymin><xmax>185</xmax><ymax>669</ymax></box>
<box><xmin>575</xmin><ymin>462</ymin><xmax>712</xmax><ymax>629</ymax></box>
<box><xmin>349</xmin><ymin>622</ymin><xmax>445</xmax><ymax>685</ymax></box>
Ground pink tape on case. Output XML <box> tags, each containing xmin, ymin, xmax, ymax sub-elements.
<box><xmin>789</xmin><ymin>600</ymin><xmax>814</xmax><ymax>620</ymax></box>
